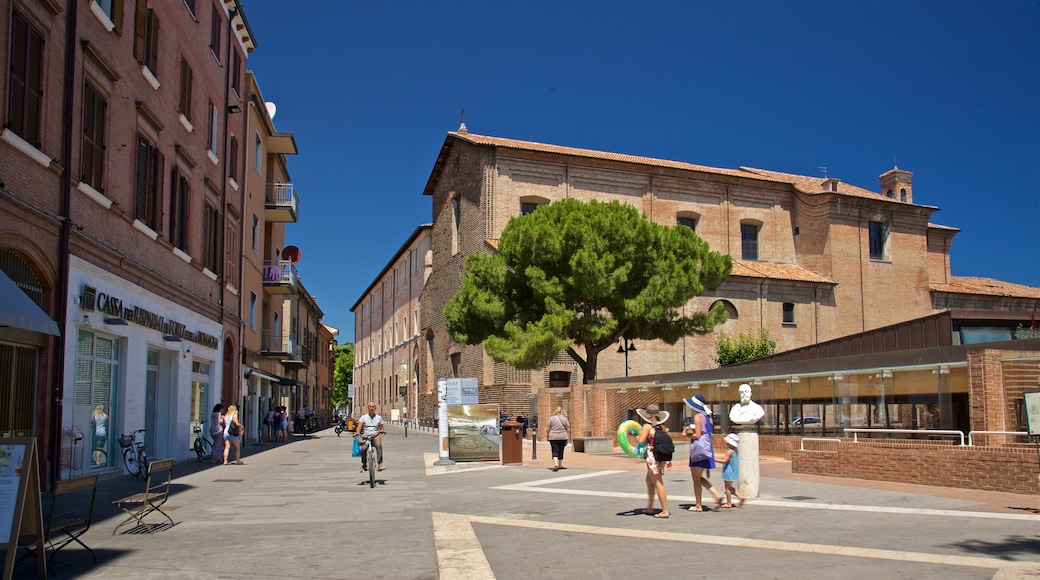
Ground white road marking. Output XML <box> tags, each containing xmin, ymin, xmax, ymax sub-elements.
<box><xmin>432</xmin><ymin>512</ymin><xmax>496</xmax><ymax>579</ymax></box>
<box><xmin>434</xmin><ymin>511</ymin><xmax>1040</xmax><ymax>575</ymax></box>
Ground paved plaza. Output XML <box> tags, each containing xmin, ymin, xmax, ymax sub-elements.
<box><xmin>11</xmin><ymin>424</ymin><xmax>1039</xmax><ymax>579</ymax></box>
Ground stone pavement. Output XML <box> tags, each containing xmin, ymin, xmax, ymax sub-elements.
<box><xmin>9</xmin><ymin>424</ymin><xmax>1040</xmax><ymax>579</ymax></box>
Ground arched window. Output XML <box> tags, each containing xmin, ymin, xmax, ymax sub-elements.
<box><xmin>677</xmin><ymin>211</ymin><xmax>700</xmax><ymax>231</ymax></box>
<box><xmin>450</xmin><ymin>197</ymin><xmax>461</xmax><ymax>255</ymax></box>
<box><xmin>520</xmin><ymin>195</ymin><xmax>549</xmax><ymax>216</ymax></box>
<box><xmin>900</xmin><ymin>188</ymin><xmax>907</xmax><ymax>202</ymax></box>
<box><xmin>711</xmin><ymin>299</ymin><xmax>738</xmax><ymax>320</ymax></box>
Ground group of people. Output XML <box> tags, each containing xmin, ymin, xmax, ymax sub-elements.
<box><xmin>207</xmin><ymin>403</ymin><xmax>247</xmax><ymax>465</ymax></box>
<box><xmin>264</xmin><ymin>406</ymin><xmax>290</xmax><ymax>442</ymax></box>
<box><xmin>635</xmin><ymin>394</ymin><xmax>747</xmax><ymax>518</ymax></box>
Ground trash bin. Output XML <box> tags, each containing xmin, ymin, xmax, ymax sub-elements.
<box><xmin>501</xmin><ymin>421</ymin><xmax>523</xmax><ymax>465</ymax></box>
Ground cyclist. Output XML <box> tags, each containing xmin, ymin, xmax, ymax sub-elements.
<box><xmin>355</xmin><ymin>401</ymin><xmax>385</xmax><ymax>472</ymax></box>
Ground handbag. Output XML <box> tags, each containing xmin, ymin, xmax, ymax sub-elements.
<box><xmin>228</xmin><ymin>421</ymin><xmax>242</xmax><ymax>437</ymax></box>
<box><xmin>351</xmin><ymin>436</ymin><xmax>362</xmax><ymax>458</ymax></box>
<box><xmin>689</xmin><ymin>433</ymin><xmax>713</xmax><ymax>462</ymax></box>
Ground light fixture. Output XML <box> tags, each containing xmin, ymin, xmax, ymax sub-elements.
<box><xmin>788</xmin><ymin>376</ymin><xmax>801</xmax><ymax>384</ymax></box>
<box><xmin>82</xmin><ymin>314</ymin><xmax>90</xmax><ymax>325</ymax></box>
<box><xmin>227</xmin><ymin>104</ymin><xmax>242</xmax><ymax>114</ymax></box>
<box><xmin>751</xmin><ymin>378</ymin><xmax>763</xmax><ymax>386</ymax></box>
<box><xmin>163</xmin><ymin>335</ymin><xmax>182</xmax><ymax>342</ymax></box>
<box><xmin>104</xmin><ymin>316</ymin><xmax>128</xmax><ymax>325</ymax></box>
<box><xmin>689</xmin><ymin>383</ymin><xmax>699</xmax><ymax>389</ymax></box>
<box><xmin>932</xmin><ymin>365</ymin><xmax>950</xmax><ymax>375</ymax></box>
<box><xmin>717</xmin><ymin>381</ymin><xmax>729</xmax><ymax>388</ymax></box>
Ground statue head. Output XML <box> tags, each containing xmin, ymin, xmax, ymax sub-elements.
<box><xmin>738</xmin><ymin>383</ymin><xmax>752</xmax><ymax>405</ymax></box>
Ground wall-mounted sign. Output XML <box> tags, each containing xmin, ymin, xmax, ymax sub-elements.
<box><xmin>78</xmin><ymin>284</ymin><xmax>218</xmax><ymax>348</ymax></box>
<box><xmin>1025</xmin><ymin>391</ymin><xmax>1040</xmax><ymax>437</ymax></box>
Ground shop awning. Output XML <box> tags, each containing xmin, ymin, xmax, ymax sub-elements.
<box><xmin>0</xmin><ymin>270</ymin><xmax>60</xmax><ymax>336</ymax></box>
<box><xmin>278</xmin><ymin>378</ymin><xmax>301</xmax><ymax>386</ymax></box>
<box><xmin>244</xmin><ymin>366</ymin><xmax>283</xmax><ymax>383</ymax></box>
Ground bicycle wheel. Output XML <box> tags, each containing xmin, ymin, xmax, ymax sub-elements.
<box><xmin>194</xmin><ymin>437</ymin><xmax>205</xmax><ymax>462</ymax></box>
<box><xmin>139</xmin><ymin>451</ymin><xmax>149</xmax><ymax>479</ymax></box>
<box><xmin>123</xmin><ymin>447</ymin><xmax>141</xmax><ymax>476</ymax></box>
<box><xmin>368</xmin><ymin>446</ymin><xmax>377</xmax><ymax>488</ymax></box>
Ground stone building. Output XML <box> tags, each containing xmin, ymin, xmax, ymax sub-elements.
<box><xmin>399</xmin><ymin>128</ymin><xmax>1038</xmax><ymax>424</ymax></box>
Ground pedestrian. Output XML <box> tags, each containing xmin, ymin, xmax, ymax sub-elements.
<box><xmin>718</xmin><ymin>433</ymin><xmax>746</xmax><ymax>508</ymax></box>
<box><xmin>635</xmin><ymin>403</ymin><xmax>671</xmax><ymax>518</ymax></box>
<box><xmin>265</xmin><ymin>406</ymin><xmax>276</xmax><ymax>441</ymax></box>
<box><xmin>91</xmin><ymin>403</ymin><xmax>108</xmax><ymax>467</ymax></box>
<box><xmin>208</xmin><ymin>403</ymin><xmax>224</xmax><ymax>464</ymax></box>
<box><xmin>222</xmin><ymin>404</ymin><xmax>246</xmax><ymax>465</ymax></box>
<box><xmin>683</xmin><ymin>394</ymin><xmax>725</xmax><ymax>511</ymax></box>
<box><xmin>275</xmin><ymin>406</ymin><xmax>288</xmax><ymax>442</ymax></box>
<box><xmin>547</xmin><ymin>406</ymin><xmax>570</xmax><ymax>472</ymax></box>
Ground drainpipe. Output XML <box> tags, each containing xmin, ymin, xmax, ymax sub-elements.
<box><xmin>857</xmin><ymin>208</ymin><xmax>866</xmax><ymax>332</ymax></box>
<box><xmin>51</xmin><ymin>0</ymin><xmax>79</xmax><ymax>486</ymax></box>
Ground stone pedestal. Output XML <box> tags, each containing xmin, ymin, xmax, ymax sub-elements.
<box><xmin>736</xmin><ymin>427</ymin><xmax>760</xmax><ymax>498</ymax></box>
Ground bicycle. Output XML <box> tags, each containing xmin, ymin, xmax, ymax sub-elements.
<box><xmin>119</xmin><ymin>429</ymin><xmax>148</xmax><ymax>478</ymax></box>
<box><xmin>356</xmin><ymin>433</ymin><xmax>379</xmax><ymax>488</ymax></box>
<box><xmin>192</xmin><ymin>424</ymin><xmax>211</xmax><ymax>462</ymax></box>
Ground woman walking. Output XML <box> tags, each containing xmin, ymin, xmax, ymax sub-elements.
<box><xmin>635</xmin><ymin>404</ymin><xmax>671</xmax><ymax>518</ymax></box>
<box><xmin>547</xmin><ymin>407</ymin><xmax>571</xmax><ymax>472</ymax></box>
<box><xmin>683</xmin><ymin>394</ymin><xmax>724</xmax><ymax>511</ymax></box>
<box><xmin>222</xmin><ymin>404</ymin><xmax>246</xmax><ymax>465</ymax></box>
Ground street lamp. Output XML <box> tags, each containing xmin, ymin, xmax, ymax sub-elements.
<box><xmin>617</xmin><ymin>338</ymin><xmax>636</xmax><ymax>377</ymax></box>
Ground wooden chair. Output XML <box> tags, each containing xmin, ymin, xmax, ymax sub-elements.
<box><xmin>18</xmin><ymin>474</ymin><xmax>99</xmax><ymax>567</ymax></box>
<box><xmin>112</xmin><ymin>458</ymin><xmax>175</xmax><ymax>535</ymax></box>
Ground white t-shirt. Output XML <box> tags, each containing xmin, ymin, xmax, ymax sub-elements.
<box><xmin>357</xmin><ymin>413</ymin><xmax>383</xmax><ymax>437</ymax></box>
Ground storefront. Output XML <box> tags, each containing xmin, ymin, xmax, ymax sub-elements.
<box><xmin>62</xmin><ymin>256</ymin><xmax>222</xmax><ymax>476</ymax></box>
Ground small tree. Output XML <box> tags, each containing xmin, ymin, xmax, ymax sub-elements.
<box><xmin>445</xmin><ymin>198</ymin><xmax>732</xmax><ymax>383</ymax></box>
<box><xmin>332</xmin><ymin>343</ymin><xmax>354</xmax><ymax>409</ymax></box>
<box><xmin>713</xmin><ymin>328</ymin><xmax>777</xmax><ymax>366</ymax></box>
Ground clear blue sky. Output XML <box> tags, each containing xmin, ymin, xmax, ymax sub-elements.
<box><xmin>242</xmin><ymin>1</ymin><xmax>1040</xmax><ymax>343</ymax></box>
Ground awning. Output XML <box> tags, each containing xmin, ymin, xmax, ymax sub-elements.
<box><xmin>278</xmin><ymin>378</ymin><xmax>300</xmax><ymax>386</ymax></box>
<box><xmin>244</xmin><ymin>366</ymin><xmax>283</xmax><ymax>383</ymax></box>
<box><xmin>0</xmin><ymin>270</ymin><xmax>60</xmax><ymax>336</ymax></box>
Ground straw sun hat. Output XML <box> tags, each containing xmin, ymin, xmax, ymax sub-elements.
<box><xmin>635</xmin><ymin>403</ymin><xmax>669</xmax><ymax>426</ymax></box>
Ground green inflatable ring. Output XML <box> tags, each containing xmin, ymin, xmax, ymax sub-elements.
<box><xmin>616</xmin><ymin>420</ymin><xmax>645</xmax><ymax>458</ymax></box>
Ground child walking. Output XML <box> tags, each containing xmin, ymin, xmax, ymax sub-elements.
<box><xmin>719</xmin><ymin>433</ymin><xmax>747</xmax><ymax>508</ymax></box>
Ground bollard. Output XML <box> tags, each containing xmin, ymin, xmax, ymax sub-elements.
<box><xmin>405</xmin><ymin>420</ymin><xmax>408</xmax><ymax>438</ymax></box>
<box><xmin>531</xmin><ymin>429</ymin><xmax>537</xmax><ymax>460</ymax></box>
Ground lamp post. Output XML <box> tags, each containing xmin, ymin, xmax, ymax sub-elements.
<box><xmin>617</xmin><ymin>338</ymin><xmax>636</xmax><ymax>377</ymax></box>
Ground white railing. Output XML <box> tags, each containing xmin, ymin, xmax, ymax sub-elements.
<box><xmin>799</xmin><ymin>437</ymin><xmax>842</xmax><ymax>451</ymax></box>
<box><xmin>844</xmin><ymin>428</ymin><xmax>965</xmax><ymax>446</ymax></box>
<box><xmin>966</xmin><ymin>431</ymin><xmax>1029</xmax><ymax>446</ymax></box>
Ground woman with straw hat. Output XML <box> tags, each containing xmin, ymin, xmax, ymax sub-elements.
<box><xmin>635</xmin><ymin>403</ymin><xmax>671</xmax><ymax>518</ymax></box>
<box><xmin>683</xmin><ymin>394</ymin><xmax>725</xmax><ymax>511</ymax></box>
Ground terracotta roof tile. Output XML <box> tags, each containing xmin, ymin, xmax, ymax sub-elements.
<box><xmin>729</xmin><ymin>261</ymin><xmax>835</xmax><ymax>284</ymax></box>
<box><xmin>930</xmin><ymin>277</ymin><xmax>1040</xmax><ymax>299</ymax></box>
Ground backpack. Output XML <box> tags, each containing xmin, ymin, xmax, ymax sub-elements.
<box><xmin>652</xmin><ymin>428</ymin><xmax>674</xmax><ymax>461</ymax></box>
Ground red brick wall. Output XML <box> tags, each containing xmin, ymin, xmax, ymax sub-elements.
<box><xmin>793</xmin><ymin>441</ymin><xmax>1040</xmax><ymax>494</ymax></box>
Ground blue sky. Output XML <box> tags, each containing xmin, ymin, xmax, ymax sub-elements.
<box><xmin>241</xmin><ymin>1</ymin><xmax>1040</xmax><ymax>343</ymax></box>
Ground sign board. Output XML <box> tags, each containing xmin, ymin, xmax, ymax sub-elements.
<box><xmin>347</xmin><ymin>384</ymin><xmax>355</xmax><ymax>400</ymax></box>
<box><xmin>390</xmin><ymin>409</ymin><xmax>400</xmax><ymax>422</ymax></box>
<box><xmin>447</xmin><ymin>404</ymin><xmax>500</xmax><ymax>462</ymax></box>
<box><xmin>1</xmin><ymin>438</ymin><xmax>45</xmax><ymax>579</ymax></box>
<box><xmin>444</xmin><ymin>378</ymin><xmax>478</xmax><ymax>405</ymax></box>
<box><xmin>1025</xmin><ymin>391</ymin><xmax>1040</xmax><ymax>436</ymax></box>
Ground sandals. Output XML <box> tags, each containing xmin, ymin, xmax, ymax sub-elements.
<box><xmin>653</xmin><ymin>512</ymin><xmax>670</xmax><ymax>518</ymax></box>
<box><xmin>720</xmin><ymin>504</ymin><xmax>733</xmax><ymax>509</ymax></box>
<box><xmin>687</xmin><ymin>506</ymin><xmax>703</xmax><ymax>512</ymax></box>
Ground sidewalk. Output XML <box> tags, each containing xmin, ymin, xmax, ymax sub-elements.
<box><xmin>10</xmin><ymin>424</ymin><xmax>1037</xmax><ymax>579</ymax></box>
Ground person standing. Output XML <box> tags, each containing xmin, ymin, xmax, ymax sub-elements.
<box><xmin>718</xmin><ymin>433</ymin><xmax>746</xmax><ymax>508</ymax></box>
<box><xmin>635</xmin><ymin>404</ymin><xmax>671</xmax><ymax>518</ymax></box>
<box><xmin>683</xmin><ymin>394</ymin><xmax>725</xmax><ymax>511</ymax></box>
<box><xmin>222</xmin><ymin>404</ymin><xmax>246</xmax><ymax>465</ymax></box>
<box><xmin>547</xmin><ymin>407</ymin><xmax>571</xmax><ymax>472</ymax></box>
<box><xmin>91</xmin><ymin>404</ymin><xmax>108</xmax><ymax>467</ymax></box>
<box><xmin>208</xmin><ymin>404</ymin><xmax>224</xmax><ymax>464</ymax></box>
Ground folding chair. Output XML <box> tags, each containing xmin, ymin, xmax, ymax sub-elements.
<box><xmin>112</xmin><ymin>458</ymin><xmax>175</xmax><ymax>534</ymax></box>
<box><xmin>17</xmin><ymin>474</ymin><xmax>98</xmax><ymax>569</ymax></box>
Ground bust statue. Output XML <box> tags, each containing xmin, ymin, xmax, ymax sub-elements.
<box><xmin>730</xmin><ymin>383</ymin><xmax>765</xmax><ymax>424</ymax></box>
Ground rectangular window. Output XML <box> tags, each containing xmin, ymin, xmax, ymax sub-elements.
<box><xmin>869</xmin><ymin>221</ymin><xmax>888</xmax><ymax>260</ymax></box>
<box><xmin>178</xmin><ymin>58</ymin><xmax>193</xmax><ymax>120</ymax></box>
<box><xmin>231</xmin><ymin>49</ymin><xmax>242</xmax><ymax>95</ymax></box>
<box><xmin>225</xmin><ymin>217</ymin><xmax>238</xmax><ymax>289</ymax></box>
<box><xmin>134</xmin><ymin>132</ymin><xmax>164</xmax><ymax>231</ymax></box>
<box><xmin>740</xmin><ymin>223</ymin><xmax>759</xmax><ymax>261</ymax></box>
<box><xmin>207</xmin><ymin>100</ymin><xmax>218</xmax><ymax>153</ymax></box>
<box><xmin>677</xmin><ymin>217</ymin><xmax>697</xmax><ymax>230</ymax></box>
<box><xmin>209</xmin><ymin>4</ymin><xmax>221</xmax><ymax>61</ymax></box>
<box><xmin>783</xmin><ymin>302</ymin><xmax>795</xmax><ymax>324</ymax></box>
<box><xmin>7</xmin><ymin>10</ymin><xmax>45</xmax><ymax>147</ymax></box>
<box><xmin>251</xmin><ymin>215</ymin><xmax>259</xmax><ymax>254</ymax></box>
<box><xmin>249</xmin><ymin>292</ymin><xmax>256</xmax><ymax>330</ymax></box>
<box><xmin>94</xmin><ymin>0</ymin><xmax>125</xmax><ymax>29</ymax></box>
<box><xmin>520</xmin><ymin>202</ymin><xmax>539</xmax><ymax>215</ymax></box>
<box><xmin>183</xmin><ymin>0</ymin><xmax>195</xmax><ymax>16</ymax></box>
<box><xmin>254</xmin><ymin>134</ymin><xmax>262</xmax><ymax>172</ymax></box>
<box><xmin>169</xmin><ymin>166</ymin><xmax>189</xmax><ymax>250</ymax></box>
<box><xmin>133</xmin><ymin>1</ymin><xmax>160</xmax><ymax>72</ymax></box>
<box><xmin>204</xmin><ymin>203</ymin><xmax>221</xmax><ymax>274</ymax></box>
<box><xmin>228</xmin><ymin>135</ymin><xmax>239</xmax><ymax>181</ymax></box>
<box><xmin>81</xmin><ymin>82</ymin><xmax>107</xmax><ymax>191</ymax></box>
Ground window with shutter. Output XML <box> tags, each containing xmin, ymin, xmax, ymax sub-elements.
<box><xmin>228</xmin><ymin>135</ymin><xmax>239</xmax><ymax>182</ymax></box>
<box><xmin>7</xmin><ymin>10</ymin><xmax>45</xmax><ymax>148</ymax></box>
<box><xmin>178</xmin><ymin>58</ymin><xmax>192</xmax><ymax>120</ymax></box>
<box><xmin>169</xmin><ymin>166</ymin><xmax>189</xmax><ymax>250</ymax></box>
<box><xmin>210</xmin><ymin>4</ymin><xmax>221</xmax><ymax>61</ymax></box>
<box><xmin>134</xmin><ymin>132</ymin><xmax>163</xmax><ymax>230</ymax></box>
<box><xmin>204</xmin><ymin>204</ymin><xmax>222</xmax><ymax>274</ymax></box>
<box><xmin>134</xmin><ymin>1</ymin><xmax>159</xmax><ymax>72</ymax></box>
<box><xmin>225</xmin><ymin>218</ymin><xmax>238</xmax><ymax>289</ymax></box>
<box><xmin>231</xmin><ymin>49</ymin><xmax>242</xmax><ymax>95</ymax></box>
<box><xmin>81</xmin><ymin>82</ymin><xmax>107</xmax><ymax>191</ymax></box>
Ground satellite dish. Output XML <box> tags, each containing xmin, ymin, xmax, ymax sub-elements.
<box><xmin>265</xmin><ymin>101</ymin><xmax>277</xmax><ymax>120</ymax></box>
<box><xmin>281</xmin><ymin>246</ymin><xmax>300</xmax><ymax>263</ymax></box>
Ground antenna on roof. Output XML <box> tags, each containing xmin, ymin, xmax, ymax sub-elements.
<box><xmin>818</xmin><ymin>166</ymin><xmax>827</xmax><ymax>178</ymax></box>
<box><xmin>458</xmin><ymin>107</ymin><xmax>468</xmax><ymax>134</ymax></box>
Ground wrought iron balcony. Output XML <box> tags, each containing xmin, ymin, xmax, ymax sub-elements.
<box><xmin>262</xmin><ymin>260</ymin><xmax>297</xmax><ymax>295</ymax></box>
<box><xmin>265</xmin><ymin>183</ymin><xmax>299</xmax><ymax>223</ymax></box>
<box><xmin>259</xmin><ymin>330</ymin><xmax>299</xmax><ymax>360</ymax></box>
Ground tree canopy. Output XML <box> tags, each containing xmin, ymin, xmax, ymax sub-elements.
<box><xmin>332</xmin><ymin>343</ymin><xmax>354</xmax><ymax>409</ymax></box>
<box><xmin>713</xmin><ymin>328</ymin><xmax>777</xmax><ymax>366</ymax></box>
<box><xmin>445</xmin><ymin>198</ymin><xmax>732</xmax><ymax>383</ymax></box>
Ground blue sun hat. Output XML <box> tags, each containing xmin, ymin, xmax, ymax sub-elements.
<box><xmin>683</xmin><ymin>393</ymin><xmax>710</xmax><ymax>414</ymax></box>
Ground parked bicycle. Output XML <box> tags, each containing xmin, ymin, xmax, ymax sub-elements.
<box><xmin>119</xmin><ymin>428</ymin><xmax>148</xmax><ymax>478</ymax></box>
<box><xmin>192</xmin><ymin>424</ymin><xmax>211</xmax><ymax>462</ymax></box>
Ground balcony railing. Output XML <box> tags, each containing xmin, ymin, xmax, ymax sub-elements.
<box><xmin>262</xmin><ymin>260</ymin><xmax>297</xmax><ymax>295</ymax></box>
<box><xmin>265</xmin><ymin>183</ymin><xmax>299</xmax><ymax>223</ymax></box>
<box><xmin>260</xmin><ymin>330</ymin><xmax>299</xmax><ymax>359</ymax></box>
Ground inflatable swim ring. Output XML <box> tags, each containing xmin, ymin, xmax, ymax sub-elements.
<box><xmin>616</xmin><ymin>420</ymin><xmax>646</xmax><ymax>458</ymax></box>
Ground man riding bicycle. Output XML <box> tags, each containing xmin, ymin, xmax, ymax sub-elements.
<box><xmin>355</xmin><ymin>401</ymin><xmax>385</xmax><ymax>472</ymax></box>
